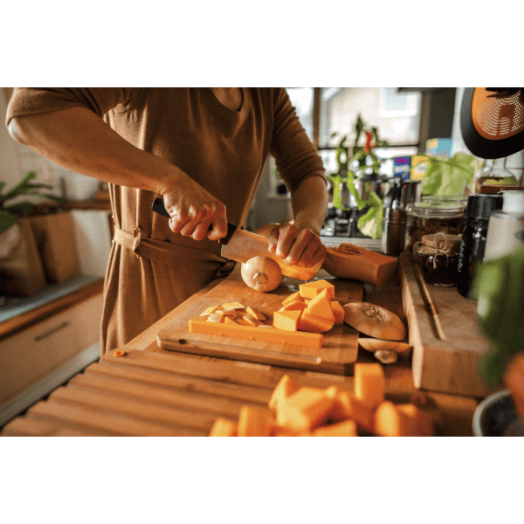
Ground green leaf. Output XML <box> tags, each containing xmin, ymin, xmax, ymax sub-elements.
<box><xmin>357</xmin><ymin>204</ymin><xmax>383</xmax><ymax>239</ymax></box>
<box><xmin>0</xmin><ymin>209</ymin><xmax>17</xmax><ymax>235</ymax></box>
<box><xmin>1</xmin><ymin>172</ymin><xmax>38</xmax><ymax>202</ymax></box>
<box><xmin>354</xmin><ymin>115</ymin><xmax>365</xmax><ymax>147</ymax></box>
<box><xmin>421</xmin><ymin>154</ymin><xmax>476</xmax><ymax>196</ymax></box>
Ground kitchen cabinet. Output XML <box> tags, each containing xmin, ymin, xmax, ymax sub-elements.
<box><xmin>0</xmin><ymin>278</ymin><xmax>104</xmax><ymax>426</ymax></box>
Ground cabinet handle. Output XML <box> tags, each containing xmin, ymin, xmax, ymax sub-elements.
<box><xmin>34</xmin><ymin>321</ymin><xmax>71</xmax><ymax>342</ymax></box>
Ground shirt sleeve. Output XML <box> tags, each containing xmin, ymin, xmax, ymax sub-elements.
<box><xmin>5</xmin><ymin>88</ymin><xmax>139</xmax><ymax>127</ymax></box>
<box><xmin>269</xmin><ymin>88</ymin><xmax>326</xmax><ymax>194</ymax></box>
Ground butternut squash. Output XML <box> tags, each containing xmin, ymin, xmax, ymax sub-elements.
<box><xmin>268</xmin><ymin>374</ymin><xmax>301</xmax><ymax>411</ymax></box>
<box><xmin>276</xmin><ymin>387</ymin><xmax>335</xmax><ymax>432</ymax></box>
<box><xmin>354</xmin><ymin>363</ymin><xmax>385</xmax><ymax>409</ymax></box>
<box><xmin>209</xmin><ymin>418</ymin><xmax>238</xmax><ymax>437</ymax></box>
<box><xmin>322</xmin><ymin>244</ymin><xmax>397</xmax><ymax>288</ymax></box>
<box><xmin>306</xmin><ymin>288</ymin><xmax>335</xmax><ymax>322</ymax></box>
<box><xmin>299</xmin><ymin>279</ymin><xmax>335</xmax><ymax>300</ymax></box>
<box><xmin>313</xmin><ymin>419</ymin><xmax>358</xmax><ymax>437</ymax></box>
<box><xmin>297</xmin><ymin>309</ymin><xmax>334</xmax><ymax>333</ymax></box>
<box><xmin>273</xmin><ymin>310</ymin><xmax>302</xmax><ymax>331</ymax></box>
<box><xmin>374</xmin><ymin>401</ymin><xmax>433</xmax><ymax>437</ymax></box>
<box><xmin>237</xmin><ymin>406</ymin><xmax>275</xmax><ymax>437</ymax></box>
<box><xmin>325</xmin><ymin>386</ymin><xmax>374</xmax><ymax>432</ymax></box>
<box><xmin>241</xmin><ymin>256</ymin><xmax>282</xmax><ymax>292</ymax></box>
<box><xmin>331</xmin><ymin>301</ymin><xmax>345</xmax><ymax>325</ymax></box>
<box><xmin>189</xmin><ymin>319</ymin><xmax>324</xmax><ymax>348</ymax></box>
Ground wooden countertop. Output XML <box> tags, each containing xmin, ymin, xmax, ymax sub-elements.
<box><xmin>1</xmin><ymin>243</ymin><xmax>481</xmax><ymax>437</ymax></box>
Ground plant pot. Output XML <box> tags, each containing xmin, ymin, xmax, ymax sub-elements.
<box><xmin>0</xmin><ymin>219</ymin><xmax>47</xmax><ymax>296</ymax></box>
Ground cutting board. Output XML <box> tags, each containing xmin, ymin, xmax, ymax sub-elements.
<box><xmin>157</xmin><ymin>267</ymin><xmax>364</xmax><ymax>375</ymax></box>
<box><xmin>399</xmin><ymin>253</ymin><xmax>503</xmax><ymax>398</ymax></box>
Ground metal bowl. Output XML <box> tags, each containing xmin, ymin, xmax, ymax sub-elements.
<box><xmin>472</xmin><ymin>389</ymin><xmax>524</xmax><ymax>436</ymax></box>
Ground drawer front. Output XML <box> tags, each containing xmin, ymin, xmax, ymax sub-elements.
<box><xmin>0</xmin><ymin>293</ymin><xmax>103</xmax><ymax>405</ymax></box>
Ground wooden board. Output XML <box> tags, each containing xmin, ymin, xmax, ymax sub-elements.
<box><xmin>399</xmin><ymin>253</ymin><xmax>503</xmax><ymax>398</ymax></box>
<box><xmin>157</xmin><ymin>267</ymin><xmax>364</xmax><ymax>375</ymax></box>
<box><xmin>0</xmin><ymin>349</ymin><xmax>357</xmax><ymax>437</ymax></box>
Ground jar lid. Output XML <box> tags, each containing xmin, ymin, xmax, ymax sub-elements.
<box><xmin>406</xmin><ymin>200</ymin><xmax>465</xmax><ymax>217</ymax></box>
<box><xmin>465</xmin><ymin>193</ymin><xmax>504</xmax><ymax>221</ymax></box>
<box><xmin>421</xmin><ymin>232</ymin><xmax>461</xmax><ymax>256</ymax></box>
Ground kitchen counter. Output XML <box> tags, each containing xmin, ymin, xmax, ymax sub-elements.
<box><xmin>0</xmin><ymin>239</ymin><xmax>482</xmax><ymax>436</ymax></box>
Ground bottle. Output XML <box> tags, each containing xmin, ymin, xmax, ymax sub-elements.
<box><xmin>381</xmin><ymin>179</ymin><xmax>421</xmax><ymax>256</ymax></box>
<box><xmin>456</xmin><ymin>193</ymin><xmax>504</xmax><ymax>298</ymax></box>
<box><xmin>474</xmin><ymin>158</ymin><xmax>518</xmax><ymax>193</ymax></box>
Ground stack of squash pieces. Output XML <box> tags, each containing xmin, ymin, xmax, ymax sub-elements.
<box><xmin>209</xmin><ymin>363</ymin><xmax>434</xmax><ymax>437</ymax></box>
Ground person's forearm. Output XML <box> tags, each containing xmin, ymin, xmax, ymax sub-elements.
<box><xmin>8</xmin><ymin>106</ymin><xmax>180</xmax><ymax>195</ymax></box>
<box><xmin>290</xmin><ymin>176</ymin><xmax>328</xmax><ymax>236</ymax></box>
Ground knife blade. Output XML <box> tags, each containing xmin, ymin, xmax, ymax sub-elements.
<box><xmin>152</xmin><ymin>198</ymin><xmax>321</xmax><ymax>281</ymax></box>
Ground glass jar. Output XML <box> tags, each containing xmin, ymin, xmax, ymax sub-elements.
<box><xmin>412</xmin><ymin>233</ymin><xmax>461</xmax><ymax>287</ymax></box>
<box><xmin>474</xmin><ymin>158</ymin><xmax>518</xmax><ymax>193</ymax></box>
<box><xmin>405</xmin><ymin>199</ymin><xmax>466</xmax><ymax>253</ymax></box>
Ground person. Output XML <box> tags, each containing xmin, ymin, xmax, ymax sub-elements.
<box><xmin>6</xmin><ymin>88</ymin><xmax>328</xmax><ymax>353</ymax></box>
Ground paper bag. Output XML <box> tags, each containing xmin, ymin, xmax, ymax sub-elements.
<box><xmin>30</xmin><ymin>212</ymin><xmax>81</xmax><ymax>284</ymax></box>
<box><xmin>0</xmin><ymin>218</ymin><xmax>47</xmax><ymax>296</ymax></box>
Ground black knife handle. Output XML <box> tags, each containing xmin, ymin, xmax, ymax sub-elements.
<box><xmin>151</xmin><ymin>198</ymin><xmax>237</xmax><ymax>245</ymax></box>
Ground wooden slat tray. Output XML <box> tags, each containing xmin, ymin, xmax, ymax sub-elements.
<box><xmin>399</xmin><ymin>253</ymin><xmax>502</xmax><ymax>398</ymax></box>
<box><xmin>156</xmin><ymin>268</ymin><xmax>364</xmax><ymax>375</ymax></box>
<box><xmin>0</xmin><ymin>350</ymin><xmax>356</xmax><ymax>437</ymax></box>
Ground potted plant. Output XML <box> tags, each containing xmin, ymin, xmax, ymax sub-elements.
<box><xmin>0</xmin><ymin>172</ymin><xmax>61</xmax><ymax>296</ymax></box>
<box><xmin>327</xmin><ymin>115</ymin><xmax>390</xmax><ymax>239</ymax></box>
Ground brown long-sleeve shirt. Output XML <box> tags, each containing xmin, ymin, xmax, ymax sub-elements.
<box><xmin>7</xmin><ymin>88</ymin><xmax>326</xmax><ymax>353</ymax></box>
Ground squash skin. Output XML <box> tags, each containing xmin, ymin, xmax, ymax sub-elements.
<box><xmin>343</xmin><ymin>302</ymin><xmax>406</xmax><ymax>341</ymax></box>
<box><xmin>322</xmin><ymin>245</ymin><xmax>397</xmax><ymax>288</ymax></box>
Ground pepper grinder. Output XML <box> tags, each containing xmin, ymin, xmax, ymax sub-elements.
<box><xmin>381</xmin><ymin>178</ymin><xmax>421</xmax><ymax>256</ymax></box>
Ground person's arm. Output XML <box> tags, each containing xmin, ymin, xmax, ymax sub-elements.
<box><xmin>8</xmin><ymin>106</ymin><xmax>228</xmax><ymax>241</ymax></box>
<box><xmin>267</xmin><ymin>176</ymin><xmax>328</xmax><ymax>267</ymax></box>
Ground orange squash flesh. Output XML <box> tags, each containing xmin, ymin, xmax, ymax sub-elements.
<box><xmin>325</xmin><ymin>386</ymin><xmax>374</xmax><ymax>432</ymax></box>
<box><xmin>268</xmin><ymin>374</ymin><xmax>301</xmax><ymax>411</ymax></box>
<box><xmin>237</xmin><ymin>406</ymin><xmax>275</xmax><ymax>437</ymax></box>
<box><xmin>189</xmin><ymin>319</ymin><xmax>324</xmax><ymax>348</ymax></box>
<box><xmin>276</xmin><ymin>387</ymin><xmax>335</xmax><ymax>432</ymax></box>
<box><xmin>313</xmin><ymin>419</ymin><xmax>358</xmax><ymax>437</ymax></box>
<box><xmin>323</xmin><ymin>245</ymin><xmax>397</xmax><ymax>288</ymax></box>
<box><xmin>209</xmin><ymin>418</ymin><xmax>238</xmax><ymax>437</ymax></box>
<box><xmin>297</xmin><ymin>309</ymin><xmax>335</xmax><ymax>333</ymax></box>
<box><xmin>299</xmin><ymin>279</ymin><xmax>335</xmax><ymax>300</ymax></box>
<box><xmin>282</xmin><ymin>291</ymin><xmax>304</xmax><ymax>306</ymax></box>
<box><xmin>273</xmin><ymin>310</ymin><xmax>302</xmax><ymax>331</ymax></box>
<box><xmin>331</xmin><ymin>301</ymin><xmax>345</xmax><ymax>325</ymax></box>
<box><xmin>306</xmin><ymin>288</ymin><xmax>335</xmax><ymax>322</ymax></box>
<box><xmin>396</xmin><ymin>403</ymin><xmax>434</xmax><ymax>437</ymax></box>
<box><xmin>354</xmin><ymin>363</ymin><xmax>385</xmax><ymax>409</ymax></box>
<box><xmin>374</xmin><ymin>401</ymin><xmax>421</xmax><ymax>437</ymax></box>
<box><xmin>281</xmin><ymin>300</ymin><xmax>308</xmax><ymax>313</ymax></box>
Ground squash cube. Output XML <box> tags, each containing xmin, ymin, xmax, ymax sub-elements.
<box><xmin>299</xmin><ymin>279</ymin><xmax>335</xmax><ymax>300</ymax></box>
<box><xmin>282</xmin><ymin>291</ymin><xmax>304</xmax><ymax>306</ymax></box>
<box><xmin>306</xmin><ymin>288</ymin><xmax>335</xmax><ymax>322</ymax></box>
<box><xmin>396</xmin><ymin>404</ymin><xmax>434</xmax><ymax>437</ymax></box>
<box><xmin>325</xmin><ymin>386</ymin><xmax>374</xmax><ymax>432</ymax></box>
<box><xmin>331</xmin><ymin>301</ymin><xmax>345</xmax><ymax>325</ymax></box>
<box><xmin>281</xmin><ymin>300</ymin><xmax>308</xmax><ymax>313</ymax></box>
<box><xmin>276</xmin><ymin>387</ymin><xmax>335</xmax><ymax>432</ymax></box>
<box><xmin>237</xmin><ymin>406</ymin><xmax>275</xmax><ymax>436</ymax></box>
<box><xmin>245</xmin><ymin>306</ymin><xmax>266</xmax><ymax>321</ymax></box>
<box><xmin>209</xmin><ymin>418</ymin><xmax>238</xmax><ymax>437</ymax></box>
<box><xmin>354</xmin><ymin>363</ymin><xmax>385</xmax><ymax>409</ymax></box>
<box><xmin>374</xmin><ymin>401</ymin><xmax>420</xmax><ymax>437</ymax></box>
<box><xmin>313</xmin><ymin>419</ymin><xmax>358</xmax><ymax>437</ymax></box>
<box><xmin>297</xmin><ymin>309</ymin><xmax>334</xmax><ymax>333</ymax></box>
<box><xmin>273</xmin><ymin>310</ymin><xmax>302</xmax><ymax>331</ymax></box>
<box><xmin>268</xmin><ymin>374</ymin><xmax>301</xmax><ymax>411</ymax></box>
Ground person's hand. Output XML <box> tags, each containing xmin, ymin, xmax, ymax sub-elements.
<box><xmin>161</xmin><ymin>173</ymin><xmax>228</xmax><ymax>242</ymax></box>
<box><xmin>267</xmin><ymin>222</ymin><xmax>326</xmax><ymax>268</ymax></box>
<box><xmin>503</xmin><ymin>352</ymin><xmax>524</xmax><ymax>421</ymax></box>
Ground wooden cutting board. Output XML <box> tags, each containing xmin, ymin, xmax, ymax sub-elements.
<box><xmin>399</xmin><ymin>253</ymin><xmax>503</xmax><ymax>398</ymax></box>
<box><xmin>157</xmin><ymin>267</ymin><xmax>364</xmax><ymax>375</ymax></box>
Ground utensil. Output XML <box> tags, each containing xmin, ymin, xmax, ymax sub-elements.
<box><xmin>152</xmin><ymin>198</ymin><xmax>321</xmax><ymax>281</ymax></box>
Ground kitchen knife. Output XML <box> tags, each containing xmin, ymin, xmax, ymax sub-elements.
<box><xmin>152</xmin><ymin>198</ymin><xmax>321</xmax><ymax>281</ymax></box>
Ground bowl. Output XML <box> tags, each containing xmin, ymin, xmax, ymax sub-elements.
<box><xmin>472</xmin><ymin>389</ymin><xmax>524</xmax><ymax>436</ymax></box>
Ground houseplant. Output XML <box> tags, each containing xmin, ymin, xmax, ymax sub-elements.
<box><xmin>327</xmin><ymin>115</ymin><xmax>389</xmax><ymax>239</ymax></box>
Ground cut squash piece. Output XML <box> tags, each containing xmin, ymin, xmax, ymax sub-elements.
<box><xmin>242</xmin><ymin>315</ymin><xmax>262</xmax><ymax>327</ymax></box>
<box><xmin>189</xmin><ymin>320</ymin><xmax>324</xmax><ymax>348</ymax></box>
<box><xmin>245</xmin><ymin>306</ymin><xmax>266</xmax><ymax>321</ymax></box>
<box><xmin>354</xmin><ymin>363</ymin><xmax>385</xmax><ymax>409</ymax></box>
<box><xmin>209</xmin><ymin>418</ymin><xmax>238</xmax><ymax>437</ymax></box>
<box><xmin>322</xmin><ymin>244</ymin><xmax>397</xmax><ymax>288</ymax></box>
<box><xmin>273</xmin><ymin>310</ymin><xmax>302</xmax><ymax>332</ymax></box>
<box><xmin>374</xmin><ymin>401</ymin><xmax>429</xmax><ymax>437</ymax></box>
<box><xmin>201</xmin><ymin>305</ymin><xmax>220</xmax><ymax>316</ymax></box>
<box><xmin>331</xmin><ymin>301</ymin><xmax>345</xmax><ymax>325</ymax></box>
<box><xmin>299</xmin><ymin>279</ymin><xmax>335</xmax><ymax>300</ymax></box>
<box><xmin>325</xmin><ymin>386</ymin><xmax>374</xmax><ymax>432</ymax></box>
<box><xmin>206</xmin><ymin>312</ymin><xmax>225</xmax><ymax>323</ymax></box>
<box><xmin>306</xmin><ymin>288</ymin><xmax>335</xmax><ymax>322</ymax></box>
<box><xmin>276</xmin><ymin>387</ymin><xmax>335</xmax><ymax>432</ymax></box>
<box><xmin>282</xmin><ymin>291</ymin><xmax>304</xmax><ymax>306</ymax></box>
<box><xmin>237</xmin><ymin>406</ymin><xmax>275</xmax><ymax>436</ymax></box>
<box><xmin>396</xmin><ymin>404</ymin><xmax>434</xmax><ymax>437</ymax></box>
<box><xmin>297</xmin><ymin>309</ymin><xmax>334</xmax><ymax>333</ymax></box>
<box><xmin>281</xmin><ymin>300</ymin><xmax>308</xmax><ymax>313</ymax></box>
<box><xmin>313</xmin><ymin>419</ymin><xmax>358</xmax><ymax>437</ymax></box>
<box><xmin>268</xmin><ymin>374</ymin><xmax>301</xmax><ymax>411</ymax></box>
<box><xmin>216</xmin><ymin>308</ymin><xmax>237</xmax><ymax>318</ymax></box>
